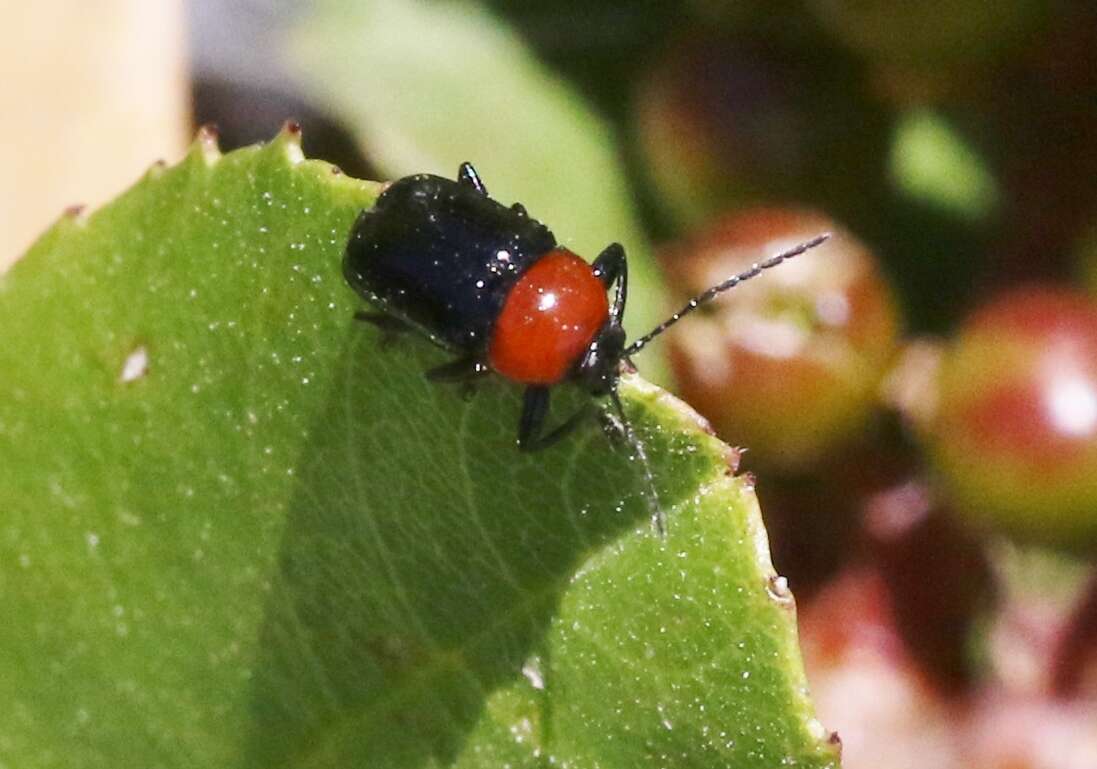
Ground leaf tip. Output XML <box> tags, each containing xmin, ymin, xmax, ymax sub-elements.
<box><xmin>274</xmin><ymin>119</ymin><xmax>306</xmax><ymax>165</ymax></box>
<box><xmin>824</xmin><ymin>729</ymin><xmax>844</xmax><ymax>764</ymax></box>
<box><xmin>143</xmin><ymin>158</ymin><xmax>169</xmax><ymax>182</ymax></box>
<box><xmin>766</xmin><ymin>574</ymin><xmax>796</xmax><ymax>609</ymax></box>
<box><xmin>189</xmin><ymin>123</ymin><xmax>222</xmax><ymax>166</ymax></box>
<box><xmin>281</xmin><ymin>118</ymin><xmax>303</xmax><ymax>139</ymax></box>
<box><xmin>63</xmin><ymin>203</ymin><xmax>87</xmax><ymax>220</ymax></box>
<box><xmin>740</xmin><ymin>470</ymin><xmax>756</xmax><ymax>492</ymax></box>
<box><xmin>725</xmin><ymin>444</ymin><xmax>743</xmax><ymax>474</ymax></box>
<box><xmin>55</xmin><ymin>203</ymin><xmax>91</xmax><ymax>232</ymax></box>
<box><xmin>622</xmin><ymin>372</ymin><xmax>746</xmax><ymax>480</ymax></box>
<box><xmin>804</xmin><ymin>712</ymin><xmax>843</xmax><ymax>762</ymax></box>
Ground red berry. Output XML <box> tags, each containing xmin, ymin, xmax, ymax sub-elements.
<box><xmin>799</xmin><ymin>570</ymin><xmax>965</xmax><ymax>769</ymax></box>
<box><xmin>926</xmin><ymin>288</ymin><xmax>1097</xmax><ymax>549</ymax></box>
<box><xmin>663</xmin><ymin>208</ymin><xmax>900</xmax><ymax>468</ymax></box>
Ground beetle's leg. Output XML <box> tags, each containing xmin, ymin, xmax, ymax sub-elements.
<box><xmin>354</xmin><ymin>311</ymin><xmax>414</xmax><ymax>348</ymax></box>
<box><xmin>592</xmin><ymin>243</ymin><xmax>626</xmax><ymax>286</ymax></box>
<box><xmin>518</xmin><ymin>387</ymin><xmax>550</xmax><ymax>450</ymax></box>
<box><xmin>536</xmin><ymin>405</ymin><xmax>597</xmax><ymax>451</ymax></box>
<box><xmin>458</xmin><ymin>162</ymin><xmax>488</xmax><ymax>196</ymax></box>
<box><xmin>592</xmin><ymin>243</ymin><xmax>628</xmax><ymax>323</ymax></box>
<box><xmin>511</xmin><ymin>202</ymin><xmax>528</xmax><ymax>216</ymax></box>
<box><xmin>425</xmin><ymin>355</ymin><xmax>490</xmax><ymax>383</ymax></box>
<box><xmin>354</xmin><ymin>311</ymin><xmax>411</xmax><ymax>331</ymax></box>
<box><xmin>518</xmin><ymin>386</ymin><xmax>595</xmax><ymax>451</ymax></box>
<box><xmin>598</xmin><ymin>405</ymin><xmax>628</xmax><ymax>445</ymax></box>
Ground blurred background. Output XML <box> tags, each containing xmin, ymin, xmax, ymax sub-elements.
<box><xmin>5</xmin><ymin>0</ymin><xmax>1096</xmax><ymax>766</ymax></box>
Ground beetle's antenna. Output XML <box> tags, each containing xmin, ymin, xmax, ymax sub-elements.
<box><xmin>609</xmin><ymin>387</ymin><xmax>666</xmax><ymax>536</ymax></box>
<box><xmin>625</xmin><ymin>233</ymin><xmax>831</xmax><ymax>356</ymax></box>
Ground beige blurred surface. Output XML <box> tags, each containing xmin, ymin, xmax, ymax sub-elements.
<box><xmin>0</xmin><ymin>0</ymin><xmax>188</xmax><ymax>270</ymax></box>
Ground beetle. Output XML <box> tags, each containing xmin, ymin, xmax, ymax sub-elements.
<box><xmin>344</xmin><ymin>163</ymin><xmax>828</xmax><ymax>530</ymax></box>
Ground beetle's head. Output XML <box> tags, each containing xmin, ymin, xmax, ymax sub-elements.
<box><xmin>574</xmin><ymin>320</ymin><xmax>627</xmax><ymax>397</ymax></box>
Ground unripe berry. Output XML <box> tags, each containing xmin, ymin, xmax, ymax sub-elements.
<box><xmin>663</xmin><ymin>208</ymin><xmax>900</xmax><ymax>469</ymax></box>
<box><xmin>927</xmin><ymin>288</ymin><xmax>1097</xmax><ymax>550</ymax></box>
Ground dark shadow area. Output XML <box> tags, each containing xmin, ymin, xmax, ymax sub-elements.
<box><xmin>242</xmin><ymin>328</ymin><xmax>684</xmax><ymax>766</ymax></box>
<box><xmin>193</xmin><ymin>77</ymin><xmax>378</xmax><ymax>181</ymax></box>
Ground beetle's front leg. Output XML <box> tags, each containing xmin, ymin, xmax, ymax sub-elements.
<box><xmin>592</xmin><ymin>243</ymin><xmax>628</xmax><ymax>323</ymax></box>
<box><xmin>426</xmin><ymin>355</ymin><xmax>491</xmax><ymax>400</ymax></box>
<box><xmin>592</xmin><ymin>243</ymin><xmax>625</xmax><ymax>286</ymax></box>
<box><xmin>426</xmin><ymin>356</ymin><xmax>490</xmax><ymax>380</ymax></box>
<box><xmin>457</xmin><ymin>162</ymin><xmax>488</xmax><ymax>196</ymax></box>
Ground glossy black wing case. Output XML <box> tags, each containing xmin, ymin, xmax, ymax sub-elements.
<box><xmin>343</xmin><ymin>174</ymin><xmax>557</xmax><ymax>351</ymax></box>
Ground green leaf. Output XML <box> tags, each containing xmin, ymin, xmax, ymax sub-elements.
<box><xmin>889</xmin><ymin>109</ymin><xmax>999</xmax><ymax>221</ymax></box>
<box><xmin>0</xmin><ymin>130</ymin><xmax>838</xmax><ymax>768</ymax></box>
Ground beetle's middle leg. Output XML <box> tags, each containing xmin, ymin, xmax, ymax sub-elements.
<box><xmin>517</xmin><ymin>386</ymin><xmax>595</xmax><ymax>451</ymax></box>
<box><xmin>354</xmin><ymin>311</ymin><xmax>414</xmax><ymax>348</ymax></box>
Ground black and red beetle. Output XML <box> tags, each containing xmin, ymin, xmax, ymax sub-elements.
<box><xmin>344</xmin><ymin>163</ymin><xmax>828</xmax><ymax>528</ymax></box>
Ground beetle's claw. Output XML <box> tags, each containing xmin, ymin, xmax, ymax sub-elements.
<box><xmin>598</xmin><ymin>408</ymin><xmax>627</xmax><ymax>445</ymax></box>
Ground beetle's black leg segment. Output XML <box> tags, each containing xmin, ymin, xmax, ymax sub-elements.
<box><xmin>354</xmin><ymin>311</ymin><xmax>413</xmax><ymax>332</ymax></box>
<box><xmin>518</xmin><ymin>387</ymin><xmax>550</xmax><ymax>450</ymax></box>
<box><xmin>608</xmin><ymin>388</ymin><xmax>666</xmax><ymax>536</ymax></box>
<box><xmin>592</xmin><ymin>242</ymin><xmax>628</xmax><ymax>322</ymax></box>
<box><xmin>518</xmin><ymin>387</ymin><xmax>595</xmax><ymax>451</ymax></box>
<box><xmin>457</xmin><ymin>162</ymin><xmax>488</xmax><ymax>196</ymax></box>
<box><xmin>354</xmin><ymin>311</ymin><xmax>416</xmax><ymax>348</ymax></box>
<box><xmin>425</xmin><ymin>355</ymin><xmax>491</xmax><ymax>383</ymax></box>
<box><xmin>511</xmin><ymin>202</ymin><xmax>528</xmax><ymax>216</ymax></box>
<box><xmin>538</xmin><ymin>404</ymin><xmax>596</xmax><ymax>450</ymax></box>
<box><xmin>592</xmin><ymin>243</ymin><xmax>626</xmax><ymax>286</ymax></box>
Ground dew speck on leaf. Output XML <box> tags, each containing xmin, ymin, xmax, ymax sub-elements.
<box><xmin>521</xmin><ymin>657</ymin><xmax>545</xmax><ymax>690</ymax></box>
<box><xmin>118</xmin><ymin>346</ymin><xmax>148</xmax><ymax>383</ymax></box>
